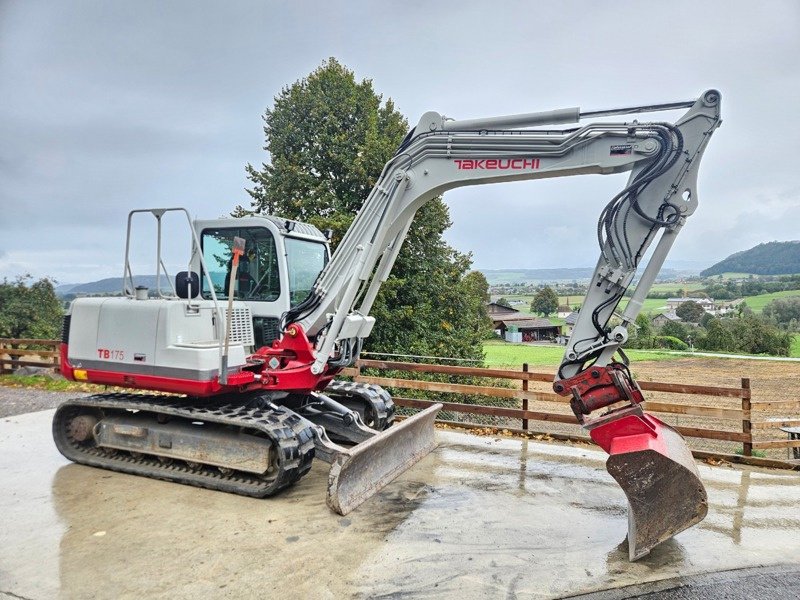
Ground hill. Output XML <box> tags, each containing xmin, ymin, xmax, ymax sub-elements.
<box><xmin>58</xmin><ymin>275</ymin><xmax>162</xmax><ymax>296</ymax></box>
<box><xmin>701</xmin><ymin>241</ymin><xmax>800</xmax><ymax>276</ymax></box>
<box><xmin>482</xmin><ymin>266</ymin><xmax>698</xmax><ymax>286</ymax></box>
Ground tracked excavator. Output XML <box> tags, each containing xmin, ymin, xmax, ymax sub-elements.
<box><xmin>55</xmin><ymin>89</ymin><xmax>721</xmax><ymax>560</ymax></box>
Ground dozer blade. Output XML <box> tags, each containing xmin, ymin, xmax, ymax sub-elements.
<box><xmin>325</xmin><ymin>403</ymin><xmax>442</xmax><ymax>515</ymax></box>
<box><xmin>588</xmin><ymin>408</ymin><xmax>708</xmax><ymax>561</ymax></box>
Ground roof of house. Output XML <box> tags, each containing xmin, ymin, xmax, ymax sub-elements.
<box><xmin>666</xmin><ymin>297</ymin><xmax>714</xmax><ymax>304</ymax></box>
<box><xmin>557</xmin><ymin>305</ymin><xmax>572</xmax><ymax>312</ymax></box>
<box><xmin>652</xmin><ymin>311</ymin><xmax>682</xmax><ymax>322</ymax></box>
<box><xmin>486</xmin><ymin>302</ymin><xmax>520</xmax><ymax>314</ymax></box>
<box><xmin>564</xmin><ymin>311</ymin><xmax>579</xmax><ymax>325</ymax></box>
<box><xmin>497</xmin><ymin>317</ymin><xmax>560</xmax><ymax>330</ymax></box>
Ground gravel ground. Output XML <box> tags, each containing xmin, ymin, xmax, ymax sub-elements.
<box><xmin>0</xmin><ymin>386</ymin><xmax>89</xmax><ymax>418</ymax></box>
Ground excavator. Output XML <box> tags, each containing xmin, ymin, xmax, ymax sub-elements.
<box><xmin>54</xmin><ymin>89</ymin><xmax>721</xmax><ymax>561</ymax></box>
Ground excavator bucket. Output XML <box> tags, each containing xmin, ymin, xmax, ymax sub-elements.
<box><xmin>588</xmin><ymin>409</ymin><xmax>708</xmax><ymax>561</ymax></box>
<box><xmin>326</xmin><ymin>403</ymin><xmax>442</xmax><ymax>515</ymax></box>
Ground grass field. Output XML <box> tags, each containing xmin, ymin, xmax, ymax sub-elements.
<box><xmin>737</xmin><ymin>289</ymin><xmax>800</xmax><ymax>313</ymax></box>
<box><xmin>484</xmin><ymin>336</ymin><xmax>800</xmax><ymax>366</ymax></box>
<box><xmin>646</xmin><ymin>281</ymin><xmax>706</xmax><ymax>294</ymax></box>
<box><xmin>482</xmin><ymin>339</ymin><xmax>682</xmax><ymax>367</ymax></box>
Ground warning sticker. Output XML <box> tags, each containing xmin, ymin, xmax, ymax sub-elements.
<box><xmin>610</xmin><ymin>144</ymin><xmax>633</xmax><ymax>156</ymax></box>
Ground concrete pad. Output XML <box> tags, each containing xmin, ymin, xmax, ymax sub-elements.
<box><xmin>1</xmin><ymin>410</ymin><xmax>798</xmax><ymax>599</ymax></box>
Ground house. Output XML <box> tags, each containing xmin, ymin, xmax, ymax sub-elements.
<box><xmin>562</xmin><ymin>311</ymin><xmax>579</xmax><ymax>336</ymax></box>
<box><xmin>493</xmin><ymin>316</ymin><xmax>562</xmax><ymax>342</ymax></box>
<box><xmin>486</xmin><ymin>302</ymin><xmax>520</xmax><ymax>318</ymax></box>
<box><xmin>557</xmin><ymin>304</ymin><xmax>573</xmax><ymax>319</ymax></box>
<box><xmin>665</xmin><ymin>297</ymin><xmax>715</xmax><ymax>312</ymax></box>
<box><xmin>651</xmin><ymin>312</ymin><xmax>682</xmax><ymax>327</ymax></box>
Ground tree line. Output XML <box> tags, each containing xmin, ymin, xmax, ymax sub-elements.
<box><xmin>628</xmin><ymin>302</ymin><xmax>793</xmax><ymax>356</ymax></box>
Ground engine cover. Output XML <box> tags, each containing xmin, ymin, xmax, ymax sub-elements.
<box><xmin>66</xmin><ymin>297</ymin><xmax>253</xmax><ymax>383</ymax></box>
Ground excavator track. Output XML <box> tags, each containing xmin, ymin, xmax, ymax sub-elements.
<box><xmin>324</xmin><ymin>380</ymin><xmax>395</xmax><ymax>430</ymax></box>
<box><xmin>53</xmin><ymin>393</ymin><xmax>316</xmax><ymax>497</ymax></box>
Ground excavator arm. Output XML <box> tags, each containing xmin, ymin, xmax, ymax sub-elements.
<box><xmin>282</xmin><ymin>90</ymin><xmax>721</xmax><ymax>377</ymax></box>
<box><xmin>267</xmin><ymin>89</ymin><xmax>722</xmax><ymax>559</ymax></box>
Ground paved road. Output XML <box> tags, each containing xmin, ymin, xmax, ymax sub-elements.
<box><xmin>0</xmin><ymin>386</ymin><xmax>86</xmax><ymax>418</ymax></box>
<box><xmin>568</xmin><ymin>565</ymin><xmax>800</xmax><ymax>599</ymax></box>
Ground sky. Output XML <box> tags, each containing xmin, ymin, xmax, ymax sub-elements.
<box><xmin>1</xmin><ymin>0</ymin><xmax>799</xmax><ymax>284</ymax></box>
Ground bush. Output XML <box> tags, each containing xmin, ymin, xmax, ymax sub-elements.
<box><xmin>653</xmin><ymin>335</ymin><xmax>689</xmax><ymax>351</ymax></box>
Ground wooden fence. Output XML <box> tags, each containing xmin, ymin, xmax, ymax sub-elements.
<box><xmin>342</xmin><ymin>358</ymin><xmax>800</xmax><ymax>461</ymax></box>
<box><xmin>0</xmin><ymin>338</ymin><xmax>60</xmax><ymax>373</ymax></box>
<box><xmin>2</xmin><ymin>339</ymin><xmax>798</xmax><ymax>462</ymax></box>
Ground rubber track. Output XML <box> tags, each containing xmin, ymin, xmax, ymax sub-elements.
<box><xmin>324</xmin><ymin>380</ymin><xmax>395</xmax><ymax>430</ymax></box>
<box><xmin>53</xmin><ymin>393</ymin><xmax>316</xmax><ymax>498</ymax></box>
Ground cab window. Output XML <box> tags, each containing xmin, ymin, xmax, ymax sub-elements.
<box><xmin>285</xmin><ymin>237</ymin><xmax>327</xmax><ymax>307</ymax></box>
<box><xmin>201</xmin><ymin>227</ymin><xmax>280</xmax><ymax>301</ymax></box>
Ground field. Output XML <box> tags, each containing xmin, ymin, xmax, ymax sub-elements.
<box><xmin>495</xmin><ymin>288</ymin><xmax>800</xmax><ymax>316</ymax></box>
<box><xmin>483</xmin><ymin>339</ymin><xmax>681</xmax><ymax>367</ymax></box>
<box><xmin>485</xmin><ymin>336</ymin><xmax>800</xmax><ymax>366</ymax></box>
<box><xmin>737</xmin><ymin>289</ymin><xmax>800</xmax><ymax>312</ymax></box>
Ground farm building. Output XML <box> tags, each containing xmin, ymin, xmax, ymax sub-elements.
<box><xmin>486</xmin><ymin>302</ymin><xmax>520</xmax><ymax>318</ymax></box>
<box><xmin>651</xmin><ymin>311</ymin><xmax>682</xmax><ymax>327</ymax></box>
<box><xmin>493</xmin><ymin>316</ymin><xmax>562</xmax><ymax>342</ymax></box>
<box><xmin>665</xmin><ymin>297</ymin><xmax>715</xmax><ymax>312</ymax></box>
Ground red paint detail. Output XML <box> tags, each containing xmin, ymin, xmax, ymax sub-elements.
<box><xmin>61</xmin><ymin>324</ymin><xmax>338</xmax><ymax>398</ymax></box>
<box><xmin>253</xmin><ymin>323</ymin><xmax>338</xmax><ymax>392</ymax></box>
<box><xmin>589</xmin><ymin>412</ymin><xmax>669</xmax><ymax>456</ymax></box>
<box><xmin>59</xmin><ymin>343</ymin><xmax>74</xmax><ymax>379</ymax></box>
<box><xmin>554</xmin><ymin>363</ymin><xmax>644</xmax><ymax>416</ymax></box>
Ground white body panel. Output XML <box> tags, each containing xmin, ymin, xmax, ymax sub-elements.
<box><xmin>67</xmin><ymin>297</ymin><xmax>251</xmax><ymax>381</ymax></box>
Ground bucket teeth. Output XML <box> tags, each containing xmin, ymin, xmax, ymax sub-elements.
<box><xmin>326</xmin><ymin>403</ymin><xmax>441</xmax><ymax>515</ymax></box>
<box><xmin>606</xmin><ymin>421</ymin><xmax>708</xmax><ymax>560</ymax></box>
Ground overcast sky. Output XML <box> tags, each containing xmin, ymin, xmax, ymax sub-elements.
<box><xmin>1</xmin><ymin>1</ymin><xmax>798</xmax><ymax>284</ymax></box>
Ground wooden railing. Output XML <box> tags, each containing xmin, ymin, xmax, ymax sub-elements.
<box><xmin>0</xmin><ymin>338</ymin><xmax>60</xmax><ymax>373</ymax></box>
<box><xmin>342</xmin><ymin>358</ymin><xmax>800</xmax><ymax>461</ymax></box>
<box><xmin>1</xmin><ymin>340</ymin><xmax>797</xmax><ymax>461</ymax></box>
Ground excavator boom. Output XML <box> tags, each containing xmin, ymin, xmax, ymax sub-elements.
<box><xmin>278</xmin><ymin>89</ymin><xmax>721</xmax><ymax>558</ymax></box>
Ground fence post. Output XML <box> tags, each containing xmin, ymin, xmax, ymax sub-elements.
<box><xmin>522</xmin><ymin>363</ymin><xmax>529</xmax><ymax>431</ymax></box>
<box><xmin>741</xmin><ymin>377</ymin><xmax>752</xmax><ymax>457</ymax></box>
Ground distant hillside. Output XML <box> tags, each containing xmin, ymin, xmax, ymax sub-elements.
<box><xmin>481</xmin><ymin>266</ymin><xmax>698</xmax><ymax>286</ymax></box>
<box><xmin>57</xmin><ymin>273</ymin><xmax>225</xmax><ymax>296</ymax></box>
<box><xmin>701</xmin><ymin>241</ymin><xmax>800</xmax><ymax>276</ymax></box>
<box><xmin>59</xmin><ymin>275</ymin><xmax>161</xmax><ymax>296</ymax></box>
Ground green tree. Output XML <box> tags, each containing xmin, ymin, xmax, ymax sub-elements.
<box><xmin>628</xmin><ymin>313</ymin><xmax>653</xmax><ymax>348</ymax></box>
<box><xmin>763</xmin><ymin>297</ymin><xmax>800</xmax><ymax>330</ymax></box>
<box><xmin>496</xmin><ymin>297</ymin><xmax>512</xmax><ymax>308</ymax></box>
<box><xmin>660</xmin><ymin>320</ymin><xmax>689</xmax><ymax>342</ymax></box>
<box><xmin>0</xmin><ymin>276</ymin><xmax>63</xmax><ymax>343</ymax></box>
<box><xmin>700</xmin><ymin>317</ymin><xmax>736</xmax><ymax>352</ymax></box>
<box><xmin>240</xmin><ymin>59</ymin><xmax>487</xmax><ymax>360</ymax></box>
<box><xmin>675</xmin><ymin>300</ymin><xmax>706</xmax><ymax>323</ymax></box>
<box><xmin>531</xmin><ymin>286</ymin><xmax>558</xmax><ymax>316</ymax></box>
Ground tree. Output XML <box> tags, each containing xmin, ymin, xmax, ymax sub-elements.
<box><xmin>660</xmin><ymin>320</ymin><xmax>689</xmax><ymax>342</ymax></box>
<box><xmin>699</xmin><ymin>317</ymin><xmax>736</xmax><ymax>352</ymax></box>
<box><xmin>675</xmin><ymin>300</ymin><xmax>706</xmax><ymax>323</ymax></box>
<box><xmin>628</xmin><ymin>313</ymin><xmax>653</xmax><ymax>348</ymax></box>
<box><xmin>0</xmin><ymin>276</ymin><xmax>63</xmax><ymax>343</ymax></box>
<box><xmin>240</xmin><ymin>59</ymin><xmax>488</xmax><ymax>360</ymax></box>
<box><xmin>763</xmin><ymin>297</ymin><xmax>800</xmax><ymax>330</ymax></box>
<box><xmin>531</xmin><ymin>286</ymin><xmax>559</xmax><ymax>317</ymax></box>
<box><xmin>496</xmin><ymin>297</ymin><xmax>512</xmax><ymax>308</ymax></box>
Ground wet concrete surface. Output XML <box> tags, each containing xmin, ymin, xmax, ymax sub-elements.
<box><xmin>1</xmin><ymin>410</ymin><xmax>799</xmax><ymax>599</ymax></box>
